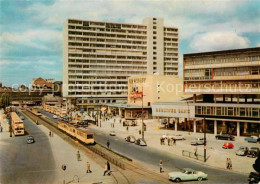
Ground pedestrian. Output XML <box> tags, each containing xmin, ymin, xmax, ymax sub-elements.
<box><xmin>107</xmin><ymin>140</ymin><xmax>110</xmax><ymax>149</ymax></box>
<box><xmin>228</xmin><ymin>158</ymin><xmax>232</xmax><ymax>170</ymax></box>
<box><xmin>160</xmin><ymin>137</ymin><xmax>162</xmax><ymax>145</ymax></box>
<box><xmin>159</xmin><ymin>160</ymin><xmax>163</xmax><ymax>173</ymax></box>
<box><xmin>49</xmin><ymin>131</ymin><xmax>51</xmax><ymax>137</ymax></box>
<box><xmin>173</xmin><ymin>138</ymin><xmax>176</xmax><ymax>145</ymax></box>
<box><xmin>114</xmin><ymin>118</ymin><xmax>115</xmax><ymax>123</ymax></box>
<box><xmin>194</xmin><ymin>146</ymin><xmax>198</xmax><ymax>157</ymax></box>
<box><xmin>126</xmin><ymin>126</ymin><xmax>128</xmax><ymax>131</ymax></box>
<box><xmin>119</xmin><ymin>119</ymin><xmax>122</xmax><ymax>124</ymax></box>
<box><xmin>107</xmin><ymin>161</ymin><xmax>111</xmax><ymax>175</ymax></box>
<box><xmin>76</xmin><ymin>150</ymin><xmax>81</xmax><ymax>161</ymax></box>
<box><xmin>167</xmin><ymin>138</ymin><xmax>170</xmax><ymax>146</ymax></box>
<box><xmin>103</xmin><ymin>162</ymin><xmax>108</xmax><ymax>176</ymax></box>
<box><xmin>86</xmin><ymin>162</ymin><xmax>92</xmax><ymax>173</ymax></box>
<box><xmin>226</xmin><ymin>158</ymin><xmax>229</xmax><ymax>169</ymax></box>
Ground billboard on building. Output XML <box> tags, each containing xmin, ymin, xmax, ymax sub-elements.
<box><xmin>152</xmin><ymin>104</ymin><xmax>195</xmax><ymax>118</ymax></box>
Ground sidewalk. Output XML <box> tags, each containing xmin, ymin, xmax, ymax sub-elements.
<box><xmin>0</xmin><ymin>109</ymin><xmax>115</xmax><ymax>184</ymax></box>
<box><xmin>89</xmin><ymin>115</ymin><xmax>257</xmax><ymax>174</ymax></box>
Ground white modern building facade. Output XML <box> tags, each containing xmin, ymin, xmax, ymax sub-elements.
<box><xmin>63</xmin><ymin>17</ymin><xmax>178</xmax><ymax>106</ymax></box>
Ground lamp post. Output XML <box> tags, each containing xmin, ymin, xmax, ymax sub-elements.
<box><xmin>203</xmin><ymin>116</ymin><xmax>207</xmax><ymax>162</ymax></box>
<box><xmin>141</xmin><ymin>86</ymin><xmax>144</xmax><ymax>140</ymax></box>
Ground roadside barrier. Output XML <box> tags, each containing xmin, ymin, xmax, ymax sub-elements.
<box><xmin>182</xmin><ymin>150</ymin><xmax>205</xmax><ymax>161</ymax></box>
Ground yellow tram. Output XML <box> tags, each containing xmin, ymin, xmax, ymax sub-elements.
<box><xmin>58</xmin><ymin>120</ymin><xmax>95</xmax><ymax>144</ymax></box>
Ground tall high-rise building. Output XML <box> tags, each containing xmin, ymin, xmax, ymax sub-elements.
<box><xmin>63</xmin><ymin>17</ymin><xmax>178</xmax><ymax>106</ymax></box>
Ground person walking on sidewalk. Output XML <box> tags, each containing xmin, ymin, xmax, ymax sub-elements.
<box><xmin>107</xmin><ymin>140</ymin><xmax>110</xmax><ymax>149</ymax></box>
<box><xmin>159</xmin><ymin>160</ymin><xmax>163</xmax><ymax>173</ymax></box>
<box><xmin>86</xmin><ymin>162</ymin><xmax>92</xmax><ymax>173</ymax></box>
<box><xmin>76</xmin><ymin>150</ymin><xmax>81</xmax><ymax>161</ymax></box>
<box><xmin>228</xmin><ymin>158</ymin><xmax>232</xmax><ymax>170</ymax></box>
<box><xmin>103</xmin><ymin>162</ymin><xmax>108</xmax><ymax>176</ymax></box>
<box><xmin>107</xmin><ymin>161</ymin><xmax>111</xmax><ymax>175</ymax></box>
<box><xmin>49</xmin><ymin>131</ymin><xmax>51</xmax><ymax>137</ymax></box>
<box><xmin>167</xmin><ymin>138</ymin><xmax>170</xmax><ymax>146</ymax></box>
<box><xmin>194</xmin><ymin>146</ymin><xmax>198</xmax><ymax>157</ymax></box>
<box><xmin>226</xmin><ymin>158</ymin><xmax>230</xmax><ymax>169</ymax></box>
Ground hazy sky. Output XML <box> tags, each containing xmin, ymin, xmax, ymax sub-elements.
<box><xmin>0</xmin><ymin>0</ymin><xmax>259</xmax><ymax>86</ymax></box>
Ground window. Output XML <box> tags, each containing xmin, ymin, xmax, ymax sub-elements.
<box><xmin>153</xmin><ymin>47</ymin><xmax>157</xmax><ymax>50</ymax></box>
<box><xmin>153</xmin><ymin>18</ymin><xmax>157</xmax><ymax>21</ymax></box>
<box><xmin>148</xmin><ymin>102</ymin><xmax>151</xmax><ymax>106</ymax></box>
<box><xmin>153</xmin><ymin>57</ymin><xmax>157</xmax><ymax>60</ymax></box>
<box><xmin>153</xmin><ymin>52</ymin><xmax>157</xmax><ymax>55</ymax></box>
<box><xmin>158</xmin><ymin>96</ymin><xmax>160</xmax><ymax>99</ymax></box>
<box><xmin>153</xmin><ymin>31</ymin><xmax>157</xmax><ymax>34</ymax></box>
<box><xmin>153</xmin><ymin>36</ymin><xmax>156</xmax><ymax>39</ymax></box>
<box><xmin>153</xmin><ymin>26</ymin><xmax>156</xmax><ymax>29</ymax></box>
<box><xmin>153</xmin><ymin>62</ymin><xmax>157</xmax><ymax>65</ymax></box>
<box><xmin>153</xmin><ymin>67</ymin><xmax>157</xmax><ymax>70</ymax></box>
<box><xmin>153</xmin><ymin>41</ymin><xmax>156</xmax><ymax>44</ymax></box>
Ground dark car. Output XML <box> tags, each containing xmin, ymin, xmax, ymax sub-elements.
<box><xmin>248</xmin><ymin>172</ymin><xmax>260</xmax><ymax>184</ymax></box>
<box><xmin>27</xmin><ymin>136</ymin><xmax>35</xmax><ymax>144</ymax></box>
<box><xmin>247</xmin><ymin>147</ymin><xmax>260</xmax><ymax>158</ymax></box>
<box><xmin>215</xmin><ymin>134</ymin><xmax>235</xmax><ymax>141</ymax></box>
<box><xmin>77</xmin><ymin>120</ymin><xmax>89</xmax><ymax>127</ymax></box>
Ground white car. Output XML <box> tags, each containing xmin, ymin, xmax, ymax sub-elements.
<box><xmin>191</xmin><ymin>138</ymin><xmax>205</xmax><ymax>145</ymax></box>
<box><xmin>168</xmin><ymin>168</ymin><xmax>208</xmax><ymax>182</ymax></box>
<box><xmin>109</xmin><ymin>131</ymin><xmax>116</xmax><ymax>136</ymax></box>
<box><xmin>53</xmin><ymin>115</ymin><xmax>58</xmax><ymax>119</ymax></box>
<box><xmin>172</xmin><ymin>134</ymin><xmax>185</xmax><ymax>140</ymax></box>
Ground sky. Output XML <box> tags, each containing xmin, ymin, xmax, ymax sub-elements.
<box><xmin>0</xmin><ymin>0</ymin><xmax>259</xmax><ymax>87</ymax></box>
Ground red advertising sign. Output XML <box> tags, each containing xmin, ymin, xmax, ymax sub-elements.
<box><xmin>130</xmin><ymin>92</ymin><xmax>143</xmax><ymax>99</ymax></box>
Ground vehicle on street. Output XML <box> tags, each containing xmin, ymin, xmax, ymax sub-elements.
<box><xmin>235</xmin><ymin>146</ymin><xmax>249</xmax><ymax>156</ymax></box>
<box><xmin>27</xmin><ymin>136</ymin><xmax>35</xmax><ymax>144</ymax></box>
<box><xmin>162</xmin><ymin>134</ymin><xmax>174</xmax><ymax>139</ymax></box>
<box><xmin>248</xmin><ymin>172</ymin><xmax>260</xmax><ymax>184</ymax></box>
<box><xmin>245</xmin><ymin>136</ymin><xmax>260</xmax><ymax>143</ymax></box>
<box><xmin>172</xmin><ymin>134</ymin><xmax>185</xmax><ymax>140</ymax></box>
<box><xmin>247</xmin><ymin>147</ymin><xmax>260</xmax><ymax>158</ymax></box>
<box><xmin>135</xmin><ymin>138</ymin><xmax>147</xmax><ymax>146</ymax></box>
<box><xmin>191</xmin><ymin>138</ymin><xmax>205</xmax><ymax>145</ymax></box>
<box><xmin>125</xmin><ymin>135</ymin><xmax>136</xmax><ymax>143</ymax></box>
<box><xmin>77</xmin><ymin>120</ymin><xmax>88</xmax><ymax>127</ymax></box>
<box><xmin>19</xmin><ymin>115</ymin><xmax>25</xmax><ymax>120</ymax></box>
<box><xmin>215</xmin><ymin>134</ymin><xmax>235</xmax><ymax>141</ymax></box>
<box><xmin>109</xmin><ymin>131</ymin><xmax>116</xmax><ymax>136</ymax></box>
<box><xmin>168</xmin><ymin>168</ymin><xmax>208</xmax><ymax>182</ymax></box>
<box><xmin>11</xmin><ymin>112</ymin><xmax>25</xmax><ymax>136</ymax></box>
<box><xmin>53</xmin><ymin>115</ymin><xmax>58</xmax><ymax>119</ymax></box>
<box><xmin>222</xmin><ymin>142</ymin><xmax>234</xmax><ymax>149</ymax></box>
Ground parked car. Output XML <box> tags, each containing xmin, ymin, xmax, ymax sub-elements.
<box><xmin>77</xmin><ymin>120</ymin><xmax>88</xmax><ymax>127</ymax></box>
<box><xmin>109</xmin><ymin>131</ymin><xmax>116</xmax><ymax>136</ymax></box>
<box><xmin>125</xmin><ymin>135</ymin><xmax>136</xmax><ymax>143</ymax></box>
<box><xmin>135</xmin><ymin>138</ymin><xmax>147</xmax><ymax>146</ymax></box>
<box><xmin>247</xmin><ymin>147</ymin><xmax>260</xmax><ymax>158</ymax></box>
<box><xmin>222</xmin><ymin>142</ymin><xmax>234</xmax><ymax>149</ymax></box>
<box><xmin>191</xmin><ymin>138</ymin><xmax>205</xmax><ymax>145</ymax></box>
<box><xmin>162</xmin><ymin>134</ymin><xmax>174</xmax><ymax>139</ymax></box>
<box><xmin>235</xmin><ymin>146</ymin><xmax>249</xmax><ymax>156</ymax></box>
<box><xmin>172</xmin><ymin>134</ymin><xmax>185</xmax><ymax>140</ymax></box>
<box><xmin>248</xmin><ymin>172</ymin><xmax>260</xmax><ymax>184</ymax></box>
<box><xmin>27</xmin><ymin>136</ymin><xmax>35</xmax><ymax>144</ymax></box>
<box><xmin>168</xmin><ymin>168</ymin><xmax>208</xmax><ymax>182</ymax></box>
<box><xmin>245</xmin><ymin>136</ymin><xmax>260</xmax><ymax>143</ymax></box>
<box><xmin>215</xmin><ymin>134</ymin><xmax>235</xmax><ymax>141</ymax></box>
<box><xmin>20</xmin><ymin>115</ymin><xmax>25</xmax><ymax>120</ymax></box>
<box><xmin>53</xmin><ymin>115</ymin><xmax>58</xmax><ymax>119</ymax></box>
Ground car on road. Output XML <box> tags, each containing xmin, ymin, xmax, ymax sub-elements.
<box><xmin>215</xmin><ymin>134</ymin><xmax>235</xmax><ymax>141</ymax></box>
<box><xmin>235</xmin><ymin>146</ymin><xmax>249</xmax><ymax>156</ymax></box>
<box><xmin>53</xmin><ymin>115</ymin><xmax>58</xmax><ymax>119</ymax></box>
<box><xmin>222</xmin><ymin>142</ymin><xmax>234</xmax><ymax>149</ymax></box>
<box><xmin>109</xmin><ymin>131</ymin><xmax>116</xmax><ymax>136</ymax></box>
<box><xmin>172</xmin><ymin>134</ymin><xmax>185</xmax><ymax>140</ymax></box>
<box><xmin>135</xmin><ymin>138</ymin><xmax>147</xmax><ymax>146</ymax></box>
<box><xmin>20</xmin><ymin>115</ymin><xmax>25</xmax><ymax>120</ymax></box>
<box><xmin>125</xmin><ymin>135</ymin><xmax>136</xmax><ymax>143</ymax></box>
<box><xmin>27</xmin><ymin>136</ymin><xmax>35</xmax><ymax>144</ymax></box>
<box><xmin>244</xmin><ymin>136</ymin><xmax>260</xmax><ymax>143</ymax></box>
<box><xmin>248</xmin><ymin>172</ymin><xmax>260</xmax><ymax>184</ymax></box>
<box><xmin>247</xmin><ymin>147</ymin><xmax>260</xmax><ymax>158</ymax></box>
<box><xmin>77</xmin><ymin>120</ymin><xmax>88</xmax><ymax>127</ymax></box>
<box><xmin>191</xmin><ymin>138</ymin><xmax>205</xmax><ymax>145</ymax></box>
<box><xmin>168</xmin><ymin>168</ymin><xmax>208</xmax><ymax>182</ymax></box>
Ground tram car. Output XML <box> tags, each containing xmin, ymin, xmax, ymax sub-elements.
<box><xmin>32</xmin><ymin>108</ymin><xmax>42</xmax><ymax>116</ymax></box>
<box><xmin>58</xmin><ymin>120</ymin><xmax>95</xmax><ymax>144</ymax></box>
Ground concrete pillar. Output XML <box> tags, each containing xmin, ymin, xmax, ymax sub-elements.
<box><xmin>237</xmin><ymin>122</ymin><xmax>240</xmax><ymax>137</ymax></box>
<box><xmin>193</xmin><ymin>119</ymin><xmax>196</xmax><ymax>133</ymax></box>
<box><xmin>214</xmin><ymin>120</ymin><xmax>217</xmax><ymax>135</ymax></box>
<box><xmin>175</xmin><ymin>118</ymin><xmax>178</xmax><ymax>131</ymax></box>
<box><xmin>214</xmin><ymin>95</ymin><xmax>217</xmax><ymax>103</ymax></box>
<box><xmin>119</xmin><ymin>108</ymin><xmax>122</xmax><ymax>116</ymax></box>
<box><xmin>193</xmin><ymin>94</ymin><xmax>196</xmax><ymax>103</ymax></box>
<box><xmin>243</xmin><ymin>122</ymin><xmax>247</xmax><ymax>134</ymax></box>
<box><xmin>221</xmin><ymin>121</ymin><xmax>226</xmax><ymax>134</ymax></box>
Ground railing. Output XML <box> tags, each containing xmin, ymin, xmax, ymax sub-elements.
<box><xmin>87</xmin><ymin>145</ymin><xmax>125</xmax><ymax>170</ymax></box>
<box><xmin>182</xmin><ymin>150</ymin><xmax>205</xmax><ymax>162</ymax></box>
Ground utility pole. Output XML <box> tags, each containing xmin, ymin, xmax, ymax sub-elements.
<box><xmin>99</xmin><ymin>104</ymin><xmax>101</xmax><ymax>127</ymax></box>
<box><xmin>141</xmin><ymin>86</ymin><xmax>144</xmax><ymax>140</ymax></box>
<box><xmin>203</xmin><ymin>117</ymin><xmax>207</xmax><ymax>162</ymax></box>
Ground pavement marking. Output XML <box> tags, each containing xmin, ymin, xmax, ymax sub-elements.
<box><xmin>24</xmin><ymin>169</ymin><xmax>57</xmax><ymax>173</ymax></box>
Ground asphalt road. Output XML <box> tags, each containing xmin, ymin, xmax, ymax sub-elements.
<box><xmin>40</xmin><ymin>110</ymin><xmax>249</xmax><ymax>183</ymax></box>
<box><xmin>89</xmin><ymin>128</ymin><xmax>248</xmax><ymax>184</ymax></box>
<box><xmin>0</xmin><ymin>111</ymin><xmax>56</xmax><ymax>184</ymax></box>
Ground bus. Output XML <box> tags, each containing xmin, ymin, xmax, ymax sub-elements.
<box><xmin>10</xmin><ymin>112</ymin><xmax>25</xmax><ymax>136</ymax></box>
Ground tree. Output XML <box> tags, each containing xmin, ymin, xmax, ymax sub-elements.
<box><xmin>253</xmin><ymin>152</ymin><xmax>260</xmax><ymax>173</ymax></box>
<box><xmin>1</xmin><ymin>93</ymin><xmax>10</xmax><ymax>109</ymax></box>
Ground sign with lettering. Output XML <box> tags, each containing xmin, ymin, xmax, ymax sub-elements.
<box><xmin>129</xmin><ymin>92</ymin><xmax>143</xmax><ymax>99</ymax></box>
<box><xmin>152</xmin><ymin>104</ymin><xmax>195</xmax><ymax>118</ymax></box>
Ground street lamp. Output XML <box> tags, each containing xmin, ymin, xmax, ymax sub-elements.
<box><xmin>141</xmin><ymin>86</ymin><xmax>144</xmax><ymax>140</ymax></box>
<box><xmin>203</xmin><ymin>116</ymin><xmax>207</xmax><ymax>162</ymax></box>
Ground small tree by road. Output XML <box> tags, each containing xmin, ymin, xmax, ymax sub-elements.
<box><xmin>1</xmin><ymin>93</ymin><xmax>10</xmax><ymax>109</ymax></box>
